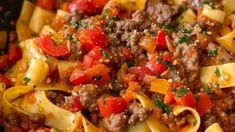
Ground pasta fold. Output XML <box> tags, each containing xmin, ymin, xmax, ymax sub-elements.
<box><xmin>202</xmin><ymin>5</ymin><xmax>226</xmax><ymax>23</ymax></box>
<box><xmin>216</xmin><ymin>29</ymin><xmax>235</xmax><ymax>54</ymax></box>
<box><xmin>172</xmin><ymin>106</ymin><xmax>200</xmax><ymax>132</ymax></box>
<box><xmin>29</xmin><ymin>6</ymin><xmax>55</xmax><ymax>33</ymax></box>
<box><xmin>1</xmin><ymin>86</ymin><xmax>33</xmax><ymax>116</ymax></box>
<box><xmin>205</xmin><ymin>123</ymin><xmax>224</xmax><ymax>132</ymax></box>
<box><xmin>200</xmin><ymin>63</ymin><xmax>235</xmax><ymax>88</ymax></box>
<box><xmin>136</xmin><ymin>94</ymin><xmax>169</xmax><ymax>132</ymax></box>
<box><xmin>21</xmin><ymin>90</ymin><xmax>81</xmax><ymax>132</ymax></box>
<box><xmin>25</xmin><ymin>59</ymin><xmax>49</xmax><ymax>85</ymax></box>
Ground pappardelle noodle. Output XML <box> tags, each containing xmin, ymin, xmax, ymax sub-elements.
<box><xmin>1</xmin><ymin>0</ymin><xmax>235</xmax><ymax>131</ymax></box>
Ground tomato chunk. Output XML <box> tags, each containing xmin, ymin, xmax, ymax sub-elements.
<box><xmin>0</xmin><ymin>55</ymin><xmax>9</xmax><ymax>71</ymax></box>
<box><xmin>175</xmin><ymin>91</ymin><xmax>196</xmax><ymax>107</ymax></box>
<box><xmin>83</xmin><ymin>55</ymin><xmax>94</xmax><ymax>69</ymax></box>
<box><xmin>156</xmin><ymin>29</ymin><xmax>168</xmax><ymax>50</ymax></box>
<box><xmin>64</xmin><ymin>95</ymin><xmax>82</xmax><ymax>112</ymax></box>
<box><xmin>70</xmin><ymin>69</ymin><xmax>89</xmax><ymax>85</ymax></box>
<box><xmin>84</xmin><ymin>63</ymin><xmax>110</xmax><ymax>85</ymax></box>
<box><xmin>195</xmin><ymin>93</ymin><xmax>213</xmax><ymax>116</ymax></box>
<box><xmin>98</xmin><ymin>97</ymin><xmax>127</xmax><ymax>117</ymax></box>
<box><xmin>37</xmin><ymin>0</ymin><xmax>56</xmax><ymax>10</ymax></box>
<box><xmin>79</xmin><ymin>28</ymin><xmax>108</xmax><ymax>52</ymax></box>
<box><xmin>87</xmin><ymin>46</ymin><xmax>103</xmax><ymax>60</ymax></box>
<box><xmin>8</xmin><ymin>44</ymin><xmax>22</xmax><ymax>66</ymax></box>
<box><xmin>146</xmin><ymin>55</ymin><xmax>172</xmax><ymax>75</ymax></box>
<box><xmin>69</xmin><ymin>0</ymin><xmax>108</xmax><ymax>14</ymax></box>
<box><xmin>36</xmin><ymin>35</ymin><xmax>70</xmax><ymax>57</ymax></box>
<box><xmin>0</xmin><ymin>74</ymin><xmax>13</xmax><ymax>88</ymax></box>
<box><xmin>128</xmin><ymin>66</ymin><xmax>153</xmax><ymax>81</ymax></box>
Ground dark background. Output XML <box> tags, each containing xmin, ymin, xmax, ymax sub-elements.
<box><xmin>0</xmin><ymin>0</ymin><xmax>23</xmax><ymax>131</ymax></box>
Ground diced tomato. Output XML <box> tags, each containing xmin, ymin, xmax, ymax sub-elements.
<box><xmin>92</xmin><ymin>0</ymin><xmax>108</xmax><ymax>10</ymax></box>
<box><xmin>65</xmin><ymin>95</ymin><xmax>82</xmax><ymax>112</ymax></box>
<box><xmin>83</xmin><ymin>55</ymin><xmax>94</xmax><ymax>69</ymax></box>
<box><xmin>128</xmin><ymin>66</ymin><xmax>153</xmax><ymax>81</ymax></box>
<box><xmin>164</xmin><ymin>90</ymin><xmax>176</xmax><ymax>104</ymax></box>
<box><xmin>36</xmin><ymin>0</ymin><xmax>56</xmax><ymax>10</ymax></box>
<box><xmin>84</xmin><ymin>63</ymin><xmax>110</xmax><ymax>85</ymax></box>
<box><xmin>156</xmin><ymin>29</ymin><xmax>167</xmax><ymax>50</ymax></box>
<box><xmin>69</xmin><ymin>0</ymin><xmax>108</xmax><ymax>14</ymax></box>
<box><xmin>69</xmin><ymin>0</ymin><xmax>95</xmax><ymax>14</ymax></box>
<box><xmin>8</xmin><ymin>44</ymin><xmax>22</xmax><ymax>66</ymax></box>
<box><xmin>70</xmin><ymin>69</ymin><xmax>89</xmax><ymax>85</ymax></box>
<box><xmin>87</xmin><ymin>46</ymin><xmax>103</xmax><ymax>60</ymax></box>
<box><xmin>0</xmin><ymin>55</ymin><xmax>9</xmax><ymax>71</ymax></box>
<box><xmin>36</xmin><ymin>35</ymin><xmax>70</xmax><ymax>57</ymax></box>
<box><xmin>146</xmin><ymin>54</ymin><xmax>172</xmax><ymax>75</ymax></box>
<box><xmin>195</xmin><ymin>93</ymin><xmax>213</xmax><ymax>116</ymax></box>
<box><xmin>79</xmin><ymin>28</ymin><xmax>108</xmax><ymax>52</ymax></box>
<box><xmin>175</xmin><ymin>91</ymin><xmax>196</xmax><ymax>107</ymax></box>
<box><xmin>122</xmin><ymin>48</ymin><xmax>133</xmax><ymax>60</ymax></box>
<box><xmin>0</xmin><ymin>74</ymin><xmax>13</xmax><ymax>88</ymax></box>
<box><xmin>98</xmin><ymin>97</ymin><xmax>127</xmax><ymax>117</ymax></box>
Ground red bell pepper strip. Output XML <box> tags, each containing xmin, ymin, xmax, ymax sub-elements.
<box><xmin>79</xmin><ymin>28</ymin><xmax>108</xmax><ymax>52</ymax></box>
<box><xmin>36</xmin><ymin>35</ymin><xmax>70</xmax><ymax>57</ymax></box>
<box><xmin>195</xmin><ymin>93</ymin><xmax>213</xmax><ymax>116</ymax></box>
<box><xmin>98</xmin><ymin>97</ymin><xmax>127</xmax><ymax>117</ymax></box>
<box><xmin>36</xmin><ymin>0</ymin><xmax>56</xmax><ymax>10</ymax></box>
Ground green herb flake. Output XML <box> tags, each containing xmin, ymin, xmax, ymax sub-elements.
<box><xmin>100</xmin><ymin>49</ymin><xmax>109</xmax><ymax>59</ymax></box>
<box><xmin>4</xmin><ymin>11</ymin><xmax>11</xmax><ymax>19</ymax></box>
<box><xmin>171</xmin><ymin>88</ymin><xmax>177</xmax><ymax>93</ymax></box>
<box><xmin>183</xmin><ymin>29</ymin><xmax>193</xmax><ymax>34</ymax></box>
<box><xmin>215</xmin><ymin>68</ymin><xmax>221</xmax><ymax>77</ymax></box>
<box><xmin>163</xmin><ymin>61</ymin><xmax>173</xmax><ymax>69</ymax></box>
<box><xmin>70</xmin><ymin>18</ymin><xmax>80</xmax><ymax>29</ymax></box>
<box><xmin>204</xmin><ymin>87</ymin><xmax>213</xmax><ymax>94</ymax></box>
<box><xmin>148</xmin><ymin>31</ymin><xmax>157</xmax><ymax>36</ymax></box>
<box><xmin>165</xmin><ymin>24</ymin><xmax>178</xmax><ymax>33</ymax></box>
<box><xmin>156</xmin><ymin>75</ymin><xmax>162</xmax><ymax>78</ymax></box>
<box><xmin>67</xmin><ymin>35</ymin><xmax>73</xmax><ymax>41</ymax></box>
<box><xmin>178</xmin><ymin>36</ymin><xmax>191</xmax><ymax>44</ymax></box>
<box><xmin>155</xmin><ymin>96</ymin><xmax>170</xmax><ymax>114</ymax></box>
<box><xmin>127</xmin><ymin>61</ymin><xmax>135</xmax><ymax>68</ymax></box>
<box><xmin>102</xmin><ymin>9</ymin><xmax>109</xmax><ymax>19</ymax></box>
<box><xmin>177</xmin><ymin>87</ymin><xmax>189</xmax><ymax>97</ymax></box>
<box><xmin>23</xmin><ymin>77</ymin><xmax>31</xmax><ymax>85</ymax></box>
<box><xmin>195</xmin><ymin>95</ymin><xmax>201</xmax><ymax>102</ymax></box>
<box><xmin>208</xmin><ymin>49</ymin><xmax>217</xmax><ymax>57</ymax></box>
<box><xmin>92</xmin><ymin>75</ymin><xmax>102</xmax><ymax>81</ymax></box>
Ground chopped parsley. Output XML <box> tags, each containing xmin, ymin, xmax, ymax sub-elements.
<box><xmin>201</xmin><ymin>0</ymin><xmax>214</xmax><ymax>8</ymax></box>
<box><xmin>163</xmin><ymin>61</ymin><xmax>173</xmax><ymax>69</ymax></box>
<box><xmin>70</xmin><ymin>18</ymin><xmax>80</xmax><ymax>29</ymax></box>
<box><xmin>4</xmin><ymin>11</ymin><xmax>11</xmax><ymax>19</ymax></box>
<box><xmin>67</xmin><ymin>35</ymin><xmax>73</xmax><ymax>41</ymax></box>
<box><xmin>100</xmin><ymin>49</ymin><xmax>109</xmax><ymax>59</ymax></box>
<box><xmin>155</xmin><ymin>96</ymin><xmax>170</xmax><ymax>114</ymax></box>
<box><xmin>178</xmin><ymin>36</ymin><xmax>190</xmax><ymax>44</ymax></box>
<box><xmin>195</xmin><ymin>95</ymin><xmax>200</xmax><ymax>102</ymax></box>
<box><xmin>127</xmin><ymin>61</ymin><xmax>135</xmax><ymax>68</ymax></box>
<box><xmin>102</xmin><ymin>9</ymin><xmax>109</xmax><ymax>19</ymax></box>
<box><xmin>165</xmin><ymin>24</ymin><xmax>178</xmax><ymax>33</ymax></box>
<box><xmin>204</xmin><ymin>87</ymin><xmax>213</xmax><ymax>94</ymax></box>
<box><xmin>215</xmin><ymin>68</ymin><xmax>221</xmax><ymax>77</ymax></box>
<box><xmin>92</xmin><ymin>75</ymin><xmax>102</xmax><ymax>81</ymax></box>
<box><xmin>23</xmin><ymin>77</ymin><xmax>31</xmax><ymax>85</ymax></box>
<box><xmin>156</xmin><ymin>75</ymin><xmax>162</xmax><ymax>78</ymax></box>
<box><xmin>183</xmin><ymin>29</ymin><xmax>193</xmax><ymax>34</ymax></box>
<box><xmin>148</xmin><ymin>31</ymin><xmax>157</xmax><ymax>36</ymax></box>
<box><xmin>208</xmin><ymin>49</ymin><xmax>217</xmax><ymax>57</ymax></box>
<box><xmin>177</xmin><ymin>87</ymin><xmax>189</xmax><ymax>97</ymax></box>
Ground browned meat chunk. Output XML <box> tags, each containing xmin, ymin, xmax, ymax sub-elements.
<box><xmin>146</xmin><ymin>1</ymin><xmax>179</xmax><ymax>24</ymax></box>
<box><xmin>78</xmin><ymin>84</ymin><xmax>104</xmax><ymax>111</ymax></box>
<box><xmin>103</xmin><ymin>112</ymin><xmax>128</xmax><ymax>132</ymax></box>
<box><xmin>128</xmin><ymin>102</ymin><xmax>152</xmax><ymax>125</ymax></box>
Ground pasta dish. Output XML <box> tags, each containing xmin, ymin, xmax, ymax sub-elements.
<box><xmin>0</xmin><ymin>0</ymin><xmax>235</xmax><ymax>131</ymax></box>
